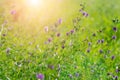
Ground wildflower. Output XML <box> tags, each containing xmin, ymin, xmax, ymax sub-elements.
<box><xmin>99</xmin><ymin>49</ymin><xmax>103</xmax><ymax>53</ymax></box>
<box><xmin>66</xmin><ymin>32</ymin><xmax>70</xmax><ymax>36</ymax></box>
<box><xmin>44</xmin><ymin>26</ymin><xmax>48</xmax><ymax>32</ymax></box>
<box><xmin>62</xmin><ymin>45</ymin><xmax>65</xmax><ymax>49</ymax></box>
<box><xmin>111</xmin><ymin>55</ymin><xmax>115</xmax><ymax>60</ymax></box>
<box><xmin>75</xmin><ymin>73</ymin><xmax>79</xmax><ymax>77</ymax></box>
<box><xmin>87</xmin><ymin>49</ymin><xmax>90</xmax><ymax>53</ymax></box>
<box><xmin>10</xmin><ymin>10</ymin><xmax>16</xmax><ymax>15</ymax></box>
<box><xmin>56</xmin><ymin>33</ymin><xmax>61</xmax><ymax>37</ymax></box>
<box><xmin>88</xmin><ymin>42</ymin><xmax>92</xmax><ymax>46</ymax></box>
<box><xmin>82</xmin><ymin>12</ymin><xmax>88</xmax><ymax>17</ymax></box>
<box><xmin>116</xmin><ymin>69</ymin><xmax>119</xmax><ymax>73</ymax></box>
<box><xmin>48</xmin><ymin>64</ymin><xmax>54</xmax><ymax>70</ymax></box>
<box><xmin>58</xmin><ymin>18</ymin><xmax>62</xmax><ymax>24</ymax></box>
<box><xmin>36</xmin><ymin>73</ymin><xmax>44</xmax><ymax>80</ymax></box>
<box><xmin>113</xmin><ymin>27</ymin><xmax>117</xmax><ymax>32</ymax></box>
<box><xmin>114</xmin><ymin>76</ymin><xmax>118</xmax><ymax>80</ymax></box>
<box><xmin>70</xmin><ymin>29</ymin><xmax>75</xmax><ymax>34</ymax></box>
<box><xmin>97</xmin><ymin>40</ymin><xmax>101</xmax><ymax>44</ymax></box>
<box><xmin>101</xmin><ymin>39</ymin><xmax>104</xmax><ymax>43</ymax></box>
<box><xmin>6</xmin><ymin>48</ymin><xmax>11</xmax><ymax>54</ymax></box>
<box><xmin>48</xmin><ymin>38</ymin><xmax>52</xmax><ymax>43</ymax></box>
<box><xmin>112</xmin><ymin>35</ymin><xmax>117</xmax><ymax>40</ymax></box>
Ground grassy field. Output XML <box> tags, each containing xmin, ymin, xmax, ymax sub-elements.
<box><xmin>0</xmin><ymin>0</ymin><xmax>120</xmax><ymax>80</ymax></box>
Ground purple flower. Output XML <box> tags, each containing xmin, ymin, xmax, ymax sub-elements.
<box><xmin>10</xmin><ymin>10</ymin><xmax>16</xmax><ymax>15</ymax></box>
<box><xmin>87</xmin><ymin>49</ymin><xmax>90</xmax><ymax>53</ymax></box>
<box><xmin>82</xmin><ymin>12</ymin><xmax>88</xmax><ymax>17</ymax></box>
<box><xmin>114</xmin><ymin>76</ymin><xmax>118</xmax><ymax>80</ymax></box>
<box><xmin>66</xmin><ymin>32</ymin><xmax>70</xmax><ymax>36</ymax></box>
<box><xmin>99</xmin><ymin>49</ymin><xmax>103</xmax><ymax>53</ymax></box>
<box><xmin>113</xmin><ymin>27</ymin><xmax>117</xmax><ymax>32</ymax></box>
<box><xmin>70</xmin><ymin>29</ymin><xmax>75</xmax><ymax>34</ymax></box>
<box><xmin>101</xmin><ymin>39</ymin><xmax>104</xmax><ymax>43</ymax></box>
<box><xmin>62</xmin><ymin>45</ymin><xmax>65</xmax><ymax>49</ymax></box>
<box><xmin>88</xmin><ymin>42</ymin><xmax>92</xmax><ymax>46</ymax></box>
<box><xmin>48</xmin><ymin>64</ymin><xmax>54</xmax><ymax>70</ymax></box>
<box><xmin>75</xmin><ymin>73</ymin><xmax>79</xmax><ymax>77</ymax></box>
<box><xmin>116</xmin><ymin>69</ymin><xmax>119</xmax><ymax>73</ymax></box>
<box><xmin>112</xmin><ymin>35</ymin><xmax>117</xmax><ymax>40</ymax></box>
<box><xmin>58</xmin><ymin>18</ymin><xmax>62</xmax><ymax>24</ymax></box>
<box><xmin>6</xmin><ymin>48</ymin><xmax>11</xmax><ymax>54</ymax></box>
<box><xmin>111</xmin><ymin>55</ymin><xmax>115</xmax><ymax>60</ymax></box>
<box><xmin>36</xmin><ymin>73</ymin><xmax>44</xmax><ymax>80</ymax></box>
<box><xmin>97</xmin><ymin>40</ymin><xmax>101</xmax><ymax>44</ymax></box>
<box><xmin>56</xmin><ymin>33</ymin><xmax>61</xmax><ymax>37</ymax></box>
<box><xmin>44</xmin><ymin>26</ymin><xmax>48</xmax><ymax>32</ymax></box>
<box><xmin>48</xmin><ymin>38</ymin><xmax>52</xmax><ymax>43</ymax></box>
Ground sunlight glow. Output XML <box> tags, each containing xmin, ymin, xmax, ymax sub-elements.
<box><xmin>26</xmin><ymin>0</ymin><xmax>41</xmax><ymax>8</ymax></box>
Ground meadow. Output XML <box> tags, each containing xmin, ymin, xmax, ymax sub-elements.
<box><xmin>0</xmin><ymin>0</ymin><xmax>120</xmax><ymax>80</ymax></box>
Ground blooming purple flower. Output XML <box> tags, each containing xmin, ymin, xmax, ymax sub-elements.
<box><xmin>99</xmin><ymin>49</ymin><xmax>103</xmax><ymax>53</ymax></box>
<box><xmin>88</xmin><ymin>42</ymin><xmax>92</xmax><ymax>46</ymax></box>
<box><xmin>58</xmin><ymin>18</ymin><xmax>62</xmax><ymax>24</ymax></box>
<box><xmin>48</xmin><ymin>64</ymin><xmax>54</xmax><ymax>70</ymax></box>
<box><xmin>56</xmin><ymin>33</ymin><xmax>61</xmax><ymax>37</ymax></box>
<box><xmin>113</xmin><ymin>27</ymin><xmax>117</xmax><ymax>32</ymax></box>
<box><xmin>66</xmin><ymin>32</ymin><xmax>70</xmax><ymax>36</ymax></box>
<box><xmin>6</xmin><ymin>48</ymin><xmax>11</xmax><ymax>54</ymax></box>
<box><xmin>36</xmin><ymin>73</ymin><xmax>44</xmax><ymax>80</ymax></box>
<box><xmin>116</xmin><ymin>69</ymin><xmax>119</xmax><ymax>73</ymax></box>
<box><xmin>112</xmin><ymin>35</ymin><xmax>117</xmax><ymax>40</ymax></box>
<box><xmin>114</xmin><ymin>76</ymin><xmax>118</xmax><ymax>80</ymax></box>
<box><xmin>82</xmin><ymin>11</ymin><xmax>88</xmax><ymax>17</ymax></box>
<box><xmin>48</xmin><ymin>38</ymin><xmax>52</xmax><ymax>43</ymax></box>
<box><xmin>87</xmin><ymin>49</ymin><xmax>90</xmax><ymax>53</ymax></box>
<box><xmin>97</xmin><ymin>40</ymin><xmax>101</xmax><ymax>44</ymax></box>
<box><xmin>101</xmin><ymin>39</ymin><xmax>104</xmax><ymax>43</ymax></box>
<box><xmin>111</xmin><ymin>55</ymin><xmax>115</xmax><ymax>60</ymax></box>
<box><xmin>75</xmin><ymin>73</ymin><xmax>79</xmax><ymax>77</ymax></box>
<box><xmin>70</xmin><ymin>29</ymin><xmax>75</xmax><ymax>34</ymax></box>
<box><xmin>62</xmin><ymin>45</ymin><xmax>65</xmax><ymax>49</ymax></box>
<box><xmin>44</xmin><ymin>26</ymin><xmax>48</xmax><ymax>32</ymax></box>
<box><xmin>10</xmin><ymin>10</ymin><xmax>16</xmax><ymax>15</ymax></box>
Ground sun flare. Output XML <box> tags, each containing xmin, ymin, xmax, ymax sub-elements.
<box><xmin>26</xmin><ymin>0</ymin><xmax>41</xmax><ymax>8</ymax></box>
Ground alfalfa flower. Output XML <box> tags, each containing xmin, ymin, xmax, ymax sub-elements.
<box><xmin>36</xmin><ymin>73</ymin><xmax>44</xmax><ymax>80</ymax></box>
<box><xmin>113</xmin><ymin>27</ymin><xmax>117</xmax><ymax>32</ymax></box>
<box><xmin>10</xmin><ymin>10</ymin><xmax>16</xmax><ymax>15</ymax></box>
<box><xmin>58</xmin><ymin>18</ymin><xmax>62</xmax><ymax>24</ymax></box>
<box><xmin>44</xmin><ymin>26</ymin><xmax>48</xmax><ymax>32</ymax></box>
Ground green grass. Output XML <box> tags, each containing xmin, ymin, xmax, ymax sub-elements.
<box><xmin>0</xmin><ymin>0</ymin><xmax>120</xmax><ymax>80</ymax></box>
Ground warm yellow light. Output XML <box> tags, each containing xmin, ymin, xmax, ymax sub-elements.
<box><xmin>26</xmin><ymin>0</ymin><xmax>41</xmax><ymax>7</ymax></box>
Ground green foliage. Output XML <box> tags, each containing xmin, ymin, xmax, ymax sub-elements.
<box><xmin>0</xmin><ymin>0</ymin><xmax>120</xmax><ymax>80</ymax></box>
